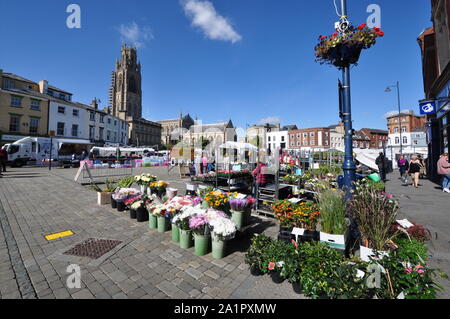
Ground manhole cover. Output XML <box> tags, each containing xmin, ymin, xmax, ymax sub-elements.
<box><xmin>63</xmin><ymin>238</ymin><xmax>122</xmax><ymax>260</ymax></box>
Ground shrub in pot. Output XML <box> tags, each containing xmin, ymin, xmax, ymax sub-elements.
<box><xmin>245</xmin><ymin>234</ymin><xmax>274</xmax><ymax>276</ymax></box>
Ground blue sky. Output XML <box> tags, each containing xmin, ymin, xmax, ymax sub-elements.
<box><xmin>0</xmin><ymin>0</ymin><xmax>432</xmax><ymax>133</ymax></box>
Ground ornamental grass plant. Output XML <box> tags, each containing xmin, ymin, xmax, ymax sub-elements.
<box><xmin>318</xmin><ymin>190</ymin><xmax>347</xmax><ymax>235</ymax></box>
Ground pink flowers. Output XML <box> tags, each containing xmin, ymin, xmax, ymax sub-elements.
<box><xmin>268</xmin><ymin>262</ymin><xmax>276</xmax><ymax>271</ymax></box>
<box><xmin>292</xmin><ymin>240</ymin><xmax>298</xmax><ymax>249</ymax></box>
<box><xmin>189</xmin><ymin>214</ymin><xmax>209</xmax><ymax>230</ymax></box>
<box><xmin>405</xmin><ymin>265</ymin><xmax>426</xmax><ymax>274</ymax></box>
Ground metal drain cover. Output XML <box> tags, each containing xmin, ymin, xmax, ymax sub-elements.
<box><xmin>63</xmin><ymin>238</ymin><xmax>122</xmax><ymax>260</ymax></box>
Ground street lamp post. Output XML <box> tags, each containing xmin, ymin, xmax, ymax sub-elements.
<box><xmin>339</xmin><ymin>0</ymin><xmax>357</xmax><ymax>199</ymax></box>
<box><xmin>385</xmin><ymin>81</ymin><xmax>402</xmax><ymax>156</ymax></box>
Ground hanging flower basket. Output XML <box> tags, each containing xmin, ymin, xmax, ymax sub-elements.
<box><xmin>315</xmin><ymin>24</ymin><xmax>384</xmax><ymax>68</ymax></box>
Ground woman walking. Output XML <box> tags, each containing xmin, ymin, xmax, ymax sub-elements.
<box><xmin>398</xmin><ymin>155</ymin><xmax>409</xmax><ymax>182</ymax></box>
<box><xmin>437</xmin><ymin>153</ymin><xmax>450</xmax><ymax>194</ymax></box>
<box><xmin>408</xmin><ymin>155</ymin><xmax>424</xmax><ymax>188</ymax></box>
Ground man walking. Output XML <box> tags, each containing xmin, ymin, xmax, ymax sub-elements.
<box><xmin>375</xmin><ymin>152</ymin><xmax>388</xmax><ymax>182</ymax></box>
<box><xmin>437</xmin><ymin>153</ymin><xmax>450</xmax><ymax>194</ymax></box>
<box><xmin>0</xmin><ymin>146</ymin><xmax>8</xmax><ymax>176</ymax></box>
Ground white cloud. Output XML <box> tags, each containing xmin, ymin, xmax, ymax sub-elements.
<box><xmin>118</xmin><ymin>22</ymin><xmax>153</xmax><ymax>48</ymax></box>
<box><xmin>181</xmin><ymin>0</ymin><xmax>242</xmax><ymax>43</ymax></box>
<box><xmin>259</xmin><ymin>116</ymin><xmax>281</xmax><ymax>125</ymax></box>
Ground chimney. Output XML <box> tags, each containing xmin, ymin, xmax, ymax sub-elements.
<box><xmin>38</xmin><ymin>80</ymin><xmax>48</xmax><ymax>94</ymax></box>
<box><xmin>91</xmin><ymin>99</ymin><xmax>98</xmax><ymax>110</ymax></box>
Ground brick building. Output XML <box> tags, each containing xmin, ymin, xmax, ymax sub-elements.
<box><xmin>288</xmin><ymin>127</ymin><xmax>330</xmax><ymax>150</ymax></box>
<box><xmin>360</xmin><ymin>128</ymin><xmax>389</xmax><ymax>149</ymax></box>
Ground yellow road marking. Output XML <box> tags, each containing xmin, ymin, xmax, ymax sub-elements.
<box><xmin>45</xmin><ymin>230</ymin><xmax>75</xmax><ymax>241</ymax></box>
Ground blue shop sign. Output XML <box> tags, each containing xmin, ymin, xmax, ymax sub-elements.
<box><xmin>419</xmin><ymin>101</ymin><xmax>436</xmax><ymax>115</ymax></box>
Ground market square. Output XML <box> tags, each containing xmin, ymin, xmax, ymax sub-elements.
<box><xmin>1</xmin><ymin>0</ymin><xmax>450</xmax><ymax>302</ymax></box>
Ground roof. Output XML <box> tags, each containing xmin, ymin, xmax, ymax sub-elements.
<box><xmin>47</xmin><ymin>85</ymin><xmax>72</xmax><ymax>95</ymax></box>
<box><xmin>353</xmin><ymin>131</ymin><xmax>371</xmax><ymax>141</ymax></box>
<box><xmin>282</xmin><ymin>125</ymin><xmax>298</xmax><ymax>131</ymax></box>
<box><xmin>360</xmin><ymin>128</ymin><xmax>388</xmax><ymax>135</ymax></box>
<box><xmin>2</xmin><ymin>88</ymin><xmax>50</xmax><ymax>100</ymax></box>
<box><xmin>3</xmin><ymin>73</ymin><xmax>37</xmax><ymax>85</ymax></box>
<box><xmin>386</xmin><ymin>112</ymin><xmax>424</xmax><ymax>119</ymax></box>
<box><xmin>189</xmin><ymin>121</ymin><xmax>233</xmax><ymax>132</ymax></box>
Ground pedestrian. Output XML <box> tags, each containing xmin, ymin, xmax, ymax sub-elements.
<box><xmin>202</xmin><ymin>154</ymin><xmax>209</xmax><ymax>174</ymax></box>
<box><xmin>418</xmin><ymin>154</ymin><xmax>427</xmax><ymax>178</ymax></box>
<box><xmin>252</xmin><ymin>161</ymin><xmax>268</xmax><ymax>197</ymax></box>
<box><xmin>408</xmin><ymin>155</ymin><xmax>424</xmax><ymax>188</ymax></box>
<box><xmin>437</xmin><ymin>153</ymin><xmax>450</xmax><ymax>194</ymax></box>
<box><xmin>375</xmin><ymin>152</ymin><xmax>388</xmax><ymax>182</ymax></box>
<box><xmin>0</xmin><ymin>146</ymin><xmax>8</xmax><ymax>175</ymax></box>
<box><xmin>398</xmin><ymin>155</ymin><xmax>409</xmax><ymax>183</ymax></box>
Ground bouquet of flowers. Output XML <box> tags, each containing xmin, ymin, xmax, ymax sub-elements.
<box><xmin>134</xmin><ymin>174</ymin><xmax>157</xmax><ymax>186</ymax></box>
<box><xmin>172</xmin><ymin>206</ymin><xmax>202</xmax><ymax>231</ymax></box>
<box><xmin>124</xmin><ymin>195</ymin><xmax>142</xmax><ymax>208</ymax></box>
<box><xmin>130</xmin><ymin>200</ymin><xmax>145</xmax><ymax>210</ymax></box>
<box><xmin>189</xmin><ymin>213</ymin><xmax>211</xmax><ymax>236</ymax></box>
<box><xmin>204</xmin><ymin>190</ymin><xmax>229</xmax><ymax>209</ymax></box>
<box><xmin>209</xmin><ymin>215</ymin><xmax>237</xmax><ymax>240</ymax></box>
<box><xmin>112</xmin><ymin>188</ymin><xmax>140</xmax><ymax>202</ymax></box>
<box><xmin>150</xmin><ymin>181</ymin><xmax>169</xmax><ymax>193</ymax></box>
<box><xmin>315</xmin><ymin>23</ymin><xmax>384</xmax><ymax>67</ymax></box>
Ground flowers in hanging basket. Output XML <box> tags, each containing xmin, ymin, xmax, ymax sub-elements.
<box><xmin>315</xmin><ymin>24</ymin><xmax>384</xmax><ymax>67</ymax></box>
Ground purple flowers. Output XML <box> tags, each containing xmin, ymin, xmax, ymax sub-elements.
<box><xmin>230</xmin><ymin>199</ymin><xmax>248</xmax><ymax>212</ymax></box>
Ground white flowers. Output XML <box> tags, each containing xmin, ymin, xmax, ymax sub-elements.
<box><xmin>134</xmin><ymin>174</ymin><xmax>157</xmax><ymax>185</ymax></box>
<box><xmin>130</xmin><ymin>200</ymin><xmax>144</xmax><ymax>210</ymax></box>
<box><xmin>209</xmin><ymin>217</ymin><xmax>237</xmax><ymax>240</ymax></box>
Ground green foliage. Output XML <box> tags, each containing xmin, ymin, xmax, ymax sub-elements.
<box><xmin>117</xmin><ymin>176</ymin><xmax>134</xmax><ymax>188</ymax></box>
<box><xmin>245</xmin><ymin>234</ymin><xmax>275</xmax><ymax>273</ymax></box>
<box><xmin>298</xmin><ymin>242</ymin><xmax>345</xmax><ymax>299</ymax></box>
<box><xmin>318</xmin><ymin>189</ymin><xmax>347</xmax><ymax>234</ymax></box>
<box><xmin>395</xmin><ymin>238</ymin><xmax>428</xmax><ymax>264</ymax></box>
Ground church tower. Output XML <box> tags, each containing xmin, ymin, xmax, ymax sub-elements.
<box><xmin>109</xmin><ymin>45</ymin><xmax>142</xmax><ymax>121</ymax></box>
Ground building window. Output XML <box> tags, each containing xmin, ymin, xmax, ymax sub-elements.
<box><xmin>73</xmin><ymin>109</ymin><xmax>79</xmax><ymax>117</ymax></box>
<box><xmin>114</xmin><ymin>132</ymin><xmax>117</xmax><ymax>142</ymax></box>
<box><xmin>310</xmin><ymin>140</ymin><xmax>315</xmax><ymax>146</ymax></box>
<box><xmin>30</xmin><ymin>100</ymin><xmax>40</xmax><ymax>111</ymax></box>
<box><xmin>107</xmin><ymin>130</ymin><xmax>111</xmax><ymax>141</ymax></box>
<box><xmin>394</xmin><ymin>127</ymin><xmax>399</xmax><ymax>133</ymax></box>
<box><xmin>58</xmin><ymin>106</ymin><xmax>65</xmax><ymax>114</ymax></box>
<box><xmin>100</xmin><ymin>115</ymin><xmax>105</xmax><ymax>123</ymax></box>
<box><xmin>401</xmin><ymin>126</ymin><xmax>407</xmax><ymax>133</ymax></box>
<box><xmin>90</xmin><ymin>112</ymin><xmax>95</xmax><ymax>121</ymax></box>
<box><xmin>57</xmin><ymin>122</ymin><xmax>65</xmax><ymax>136</ymax></box>
<box><xmin>395</xmin><ymin>137</ymin><xmax>400</xmax><ymax>144</ymax></box>
<box><xmin>89</xmin><ymin>126</ymin><xmax>95</xmax><ymax>140</ymax></box>
<box><xmin>72</xmin><ymin>124</ymin><xmax>79</xmax><ymax>137</ymax></box>
<box><xmin>310</xmin><ymin>132</ymin><xmax>315</xmax><ymax>137</ymax></box>
<box><xmin>403</xmin><ymin>137</ymin><xmax>408</xmax><ymax>144</ymax></box>
<box><xmin>11</xmin><ymin>96</ymin><xmax>22</xmax><ymax>107</ymax></box>
<box><xmin>108</xmin><ymin>118</ymin><xmax>111</xmax><ymax>124</ymax></box>
<box><xmin>9</xmin><ymin>115</ymin><xmax>21</xmax><ymax>132</ymax></box>
<box><xmin>99</xmin><ymin>127</ymin><xmax>104</xmax><ymax>140</ymax></box>
<box><xmin>281</xmin><ymin>136</ymin><xmax>285</xmax><ymax>142</ymax></box>
<box><xmin>268</xmin><ymin>136</ymin><xmax>271</xmax><ymax>142</ymax></box>
<box><xmin>3</xmin><ymin>78</ymin><xmax>15</xmax><ymax>89</ymax></box>
<box><xmin>114</xmin><ymin>120</ymin><xmax>117</xmax><ymax>126</ymax></box>
<box><xmin>297</xmin><ymin>141</ymin><xmax>301</xmax><ymax>146</ymax></box>
<box><xmin>29</xmin><ymin>118</ymin><xmax>39</xmax><ymax>134</ymax></box>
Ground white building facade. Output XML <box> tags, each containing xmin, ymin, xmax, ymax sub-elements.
<box><xmin>48</xmin><ymin>100</ymin><xmax>90</xmax><ymax>140</ymax></box>
<box><xmin>87</xmin><ymin>105</ymin><xmax>129</xmax><ymax>146</ymax></box>
<box><xmin>266</xmin><ymin>131</ymin><xmax>289</xmax><ymax>151</ymax></box>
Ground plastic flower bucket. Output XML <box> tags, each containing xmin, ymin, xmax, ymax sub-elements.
<box><xmin>136</xmin><ymin>207</ymin><xmax>149</xmax><ymax>223</ymax></box>
<box><xmin>149</xmin><ymin>215</ymin><xmax>158</xmax><ymax>229</ymax></box>
<box><xmin>179</xmin><ymin>229</ymin><xmax>193</xmax><ymax>249</ymax></box>
<box><xmin>368</xmin><ymin>173</ymin><xmax>381</xmax><ymax>182</ymax></box>
<box><xmin>129</xmin><ymin>209</ymin><xmax>137</xmax><ymax>219</ymax></box>
<box><xmin>172</xmin><ymin>224</ymin><xmax>180</xmax><ymax>243</ymax></box>
<box><xmin>211</xmin><ymin>234</ymin><xmax>226</xmax><ymax>259</ymax></box>
<box><xmin>194</xmin><ymin>233</ymin><xmax>210</xmax><ymax>256</ymax></box>
<box><xmin>231</xmin><ymin>210</ymin><xmax>246</xmax><ymax>229</ymax></box>
<box><xmin>157</xmin><ymin>216</ymin><xmax>170</xmax><ymax>233</ymax></box>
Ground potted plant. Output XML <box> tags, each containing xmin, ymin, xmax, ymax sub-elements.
<box><xmin>204</xmin><ymin>190</ymin><xmax>229</xmax><ymax>213</ymax></box>
<box><xmin>349</xmin><ymin>181</ymin><xmax>399</xmax><ymax>262</ymax></box>
<box><xmin>156</xmin><ymin>207</ymin><xmax>172</xmax><ymax>233</ymax></box>
<box><xmin>89</xmin><ymin>179</ymin><xmax>117</xmax><ymax>206</ymax></box>
<box><xmin>318</xmin><ymin>190</ymin><xmax>348</xmax><ymax>250</ymax></box>
<box><xmin>189</xmin><ymin>213</ymin><xmax>211</xmax><ymax>257</ymax></box>
<box><xmin>112</xmin><ymin>188</ymin><xmax>139</xmax><ymax>212</ymax></box>
<box><xmin>134</xmin><ymin>174</ymin><xmax>157</xmax><ymax>194</ymax></box>
<box><xmin>315</xmin><ymin>24</ymin><xmax>384</xmax><ymax>68</ymax></box>
<box><xmin>245</xmin><ymin>234</ymin><xmax>274</xmax><ymax>276</ymax></box>
<box><xmin>208</xmin><ymin>211</ymin><xmax>237</xmax><ymax>259</ymax></box>
<box><xmin>147</xmin><ymin>202</ymin><xmax>162</xmax><ymax>230</ymax></box>
<box><xmin>229</xmin><ymin>198</ymin><xmax>249</xmax><ymax>229</ymax></box>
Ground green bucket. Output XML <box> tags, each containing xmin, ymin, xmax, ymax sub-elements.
<box><xmin>231</xmin><ymin>210</ymin><xmax>246</xmax><ymax>229</ymax></box>
<box><xmin>179</xmin><ymin>229</ymin><xmax>193</xmax><ymax>249</ymax></box>
<box><xmin>368</xmin><ymin>173</ymin><xmax>381</xmax><ymax>182</ymax></box>
<box><xmin>149</xmin><ymin>215</ymin><xmax>158</xmax><ymax>229</ymax></box>
<box><xmin>172</xmin><ymin>224</ymin><xmax>180</xmax><ymax>243</ymax></box>
<box><xmin>212</xmin><ymin>235</ymin><xmax>226</xmax><ymax>259</ymax></box>
<box><xmin>194</xmin><ymin>233</ymin><xmax>210</xmax><ymax>256</ymax></box>
<box><xmin>157</xmin><ymin>216</ymin><xmax>170</xmax><ymax>233</ymax></box>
